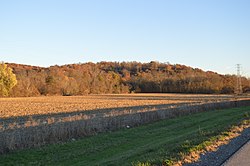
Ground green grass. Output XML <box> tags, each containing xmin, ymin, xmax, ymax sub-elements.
<box><xmin>1</xmin><ymin>106</ymin><xmax>250</xmax><ymax>166</ymax></box>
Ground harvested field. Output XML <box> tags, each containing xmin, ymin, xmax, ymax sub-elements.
<box><xmin>0</xmin><ymin>94</ymin><xmax>244</xmax><ymax>118</ymax></box>
<box><xmin>0</xmin><ymin>94</ymin><xmax>250</xmax><ymax>154</ymax></box>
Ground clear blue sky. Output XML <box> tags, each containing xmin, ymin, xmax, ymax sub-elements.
<box><xmin>0</xmin><ymin>0</ymin><xmax>250</xmax><ymax>77</ymax></box>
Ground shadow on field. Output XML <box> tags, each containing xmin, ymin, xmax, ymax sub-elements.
<box><xmin>1</xmin><ymin>99</ymin><xmax>250</xmax><ymax>154</ymax></box>
<box><xmin>91</xmin><ymin>94</ymin><xmax>236</xmax><ymax>102</ymax></box>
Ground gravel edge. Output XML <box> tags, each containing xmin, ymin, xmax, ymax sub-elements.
<box><xmin>184</xmin><ymin>127</ymin><xmax>250</xmax><ymax>166</ymax></box>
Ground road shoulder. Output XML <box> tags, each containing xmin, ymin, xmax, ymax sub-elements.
<box><xmin>222</xmin><ymin>140</ymin><xmax>250</xmax><ymax>166</ymax></box>
<box><xmin>185</xmin><ymin>127</ymin><xmax>250</xmax><ymax>166</ymax></box>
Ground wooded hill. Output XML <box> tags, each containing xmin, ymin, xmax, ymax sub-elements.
<box><xmin>6</xmin><ymin>61</ymin><xmax>250</xmax><ymax>97</ymax></box>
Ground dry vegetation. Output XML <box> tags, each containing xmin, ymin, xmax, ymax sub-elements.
<box><xmin>0</xmin><ymin>94</ymin><xmax>249</xmax><ymax>154</ymax></box>
<box><xmin>0</xmin><ymin>94</ymin><xmax>239</xmax><ymax>118</ymax></box>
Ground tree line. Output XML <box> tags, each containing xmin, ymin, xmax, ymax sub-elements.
<box><xmin>1</xmin><ymin>61</ymin><xmax>250</xmax><ymax>97</ymax></box>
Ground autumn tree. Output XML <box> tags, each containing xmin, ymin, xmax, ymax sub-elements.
<box><xmin>5</xmin><ymin>62</ymin><xmax>250</xmax><ymax>96</ymax></box>
<box><xmin>0</xmin><ymin>63</ymin><xmax>17</xmax><ymax>96</ymax></box>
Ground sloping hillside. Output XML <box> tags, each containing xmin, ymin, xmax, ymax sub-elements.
<box><xmin>6</xmin><ymin>61</ymin><xmax>250</xmax><ymax>96</ymax></box>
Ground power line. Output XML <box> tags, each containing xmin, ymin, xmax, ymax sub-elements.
<box><xmin>235</xmin><ymin>64</ymin><xmax>242</xmax><ymax>95</ymax></box>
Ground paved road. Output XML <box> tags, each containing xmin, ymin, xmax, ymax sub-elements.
<box><xmin>223</xmin><ymin>140</ymin><xmax>250</xmax><ymax>166</ymax></box>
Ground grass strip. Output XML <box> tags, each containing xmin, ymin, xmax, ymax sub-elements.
<box><xmin>0</xmin><ymin>106</ymin><xmax>250</xmax><ymax>166</ymax></box>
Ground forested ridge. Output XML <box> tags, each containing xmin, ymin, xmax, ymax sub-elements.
<box><xmin>6</xmin><ymin>61</ymin><xmax>250</xmax><ymax>97</ymax></box>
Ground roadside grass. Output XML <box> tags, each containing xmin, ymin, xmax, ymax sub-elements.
<box><xmin>1</xmin><ymin>106</ymin><xmax>250</xmax><ymax>166</ymax></box>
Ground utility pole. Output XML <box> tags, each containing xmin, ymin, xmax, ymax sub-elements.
<box><xmin>235</xmin><ymin>64</ymin><xmax>242</xmax><ymax>95</ymax></box>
